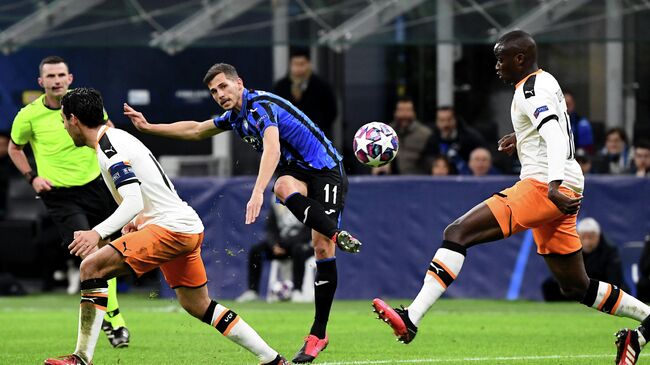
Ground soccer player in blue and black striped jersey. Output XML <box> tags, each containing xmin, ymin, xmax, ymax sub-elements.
<box><xmin>125</xmin><ymin>63</ymin><xmax>361</xmax><ymax>363</ymax></box>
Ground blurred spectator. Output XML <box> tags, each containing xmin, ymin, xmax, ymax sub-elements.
<box><xmin>463</xmin><ymin>147</ymin><xmax>500</xmax><ymax>176</ymax></box>
<box><xmin>431</xmin><ymin>155</ymin><xmax>456</xmax><ymax>176</ymax></box>
<box><xmin>273</xmin><ymin>47</ymin><xmax>337</xmax><ymax>138</ymax></box>
<box><xmin>542</xmin><ymin>217</ymin><xmax>627</xmax><ymax>301</ymax></box>
<box><xmin>236</xmin><ymin>197</ymin><xmax>312</xmax><ymax>303</ymax></box>
<box><xmin>631</xmin><ymin>139</ymin><xmax>650</xmax><ymax>177</ymax></box>
<box><xmin>426</xmin><ymin>106</ymin><xmax>485</xmax><ymax>174</ymax></box>
<box><xmin>372</xmin><ymin>96</ymin><xmax>432</xmax><ymax>175</ymax></box>
<box><xmin>636</xmin><ymin>234</ymin><xmax>650</xmax><ymax>302</ymax></box>
<box><xmin>595</xmin><ymin>127</ymin><xmax>633</xmax><ymax>174</ymax></box>
<box><xmin>0</xmin><ymin>132</ymin><xmax>9</xmax><ymax>220</ymax></box>
<box><xmin>564</xmin><ymin>91</ymin><xmax>594</xmax><ymax>155</ymax></box>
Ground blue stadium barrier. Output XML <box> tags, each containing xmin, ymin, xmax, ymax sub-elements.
<box><xmin>159</xmin><ymin>176</ymin><xmax>650</xmax><ymax>301</ymax></box>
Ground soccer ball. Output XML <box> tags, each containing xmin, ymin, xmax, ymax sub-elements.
<box><xmin>353</xmin><ymin>122</ymin><xmax>399</xmax><ymax>167</ymax></box>
<box><xmin>269</xmin><ymin>279</ymin><xmax>293</xmax><ymax>302</ymax></box>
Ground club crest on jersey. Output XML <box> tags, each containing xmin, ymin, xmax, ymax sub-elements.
<box><xmin>534</xmin><ymin>105</ymin><xmax>548</xmax><ymax>118</ymax></box>
<box><xmin>243</xmin><ymin>135</ymin><xmax>262</xmax><ymax>151</ymax></box>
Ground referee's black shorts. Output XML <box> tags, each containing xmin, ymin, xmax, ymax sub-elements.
<box><xmin>39</xmin><ymin>176</ymin><xmax>118</xmax><ymax>246</ymax></box>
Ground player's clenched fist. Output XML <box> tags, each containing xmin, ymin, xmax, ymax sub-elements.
<box><xmin>497</xmin><ymin>132</ymin><xmax>517</xmax><ymax>156</ymax></box>
<box><xmin>121</xmin><ymin>221</ymin><xmax>138</xmax><ymax>234</ymax></box>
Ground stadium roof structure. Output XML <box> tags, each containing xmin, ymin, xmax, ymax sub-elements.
<box><xmin>0</xmin><ymin>0</ymin><xmax>649</xmax><ymax>54</ymax></box>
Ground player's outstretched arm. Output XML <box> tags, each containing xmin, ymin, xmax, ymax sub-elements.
<box><xmin>123</xmin><ymin>103</ymin><xmax>222</xmax><ymax>140</ymax></box>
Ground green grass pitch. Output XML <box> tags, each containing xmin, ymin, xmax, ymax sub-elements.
<box><xmin>0</xmin><ymin>293</ymin><xmax>644</xmax><ymax>364</ymax></box>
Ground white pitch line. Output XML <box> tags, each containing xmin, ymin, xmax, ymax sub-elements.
<box><xmin>319</xmin><ymin>353</ymin><xmax>650</xmax><ymax>364</ymax></box>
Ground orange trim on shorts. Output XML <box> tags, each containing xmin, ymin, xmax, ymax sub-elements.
<box><xmin>426</xmin><ymin>270</ymin><xmax>448</xmax><ymax>289</ymax></box>
<box><xmin>433</xmin><ymin>259</ymin><xmax>456</xmax><ymax>280</ymax></box>
<box><xmin>611</xmin><ymin>291</ymin><xmax>624</xmax><ymax>315</ymax></box>
<box><xmin>212</xmin><ymin>308</ymin><xmax>229</xmax><ymax>328</ymax></box>
<box><xmin>598</xmin><ymin>284</ymin><xmax>612</xmax><ymax>311</ymax></box>
<box><xmin>83</xmin><ymin>293</ymin><xmax>108</xmax><ymax>298</ymax></box>
<box><xmin>222</xmin><ymin>316</ymin><xmax>240</xmax><ymax>336</ymax></box>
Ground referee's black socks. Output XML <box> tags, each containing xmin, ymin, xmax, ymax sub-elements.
<box><xmin>284</xmin><ymin>193</ymin><xmax>338</xmax><ymax>239</ymax></box>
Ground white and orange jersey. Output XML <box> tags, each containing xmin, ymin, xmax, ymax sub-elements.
<box><xmin>511</xmin><ymin>69</ymin><xmax>584</xmax><ymax>193</ymax></box>
<box><xmin>94</xmin><ymin>125</ymin><xmax>203</xmax><ymax>234</ymax></box>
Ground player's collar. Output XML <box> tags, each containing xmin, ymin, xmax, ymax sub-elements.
<box><xmin>96</xmin><ymin>124</ymin><xmax>110</xmax><ymax>144</ymax></box>
<box><xmin>515</xmin><ymin>69</ymin><xmax>543</xmax><ymax>89</ymax></box>
<box><xmin>235</xmin><ymin>88</ymin><xmax>250</xmax><ymax>119</ymax></box>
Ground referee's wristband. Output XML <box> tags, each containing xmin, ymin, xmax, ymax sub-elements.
<box><xmin>24</xmin><ymin>171</ymin><xmax>37</xmax><ymax>184</ymax></box>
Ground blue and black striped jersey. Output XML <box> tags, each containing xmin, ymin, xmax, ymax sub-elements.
<box><xmin>213</xmin><ymin>89</ymin><xmax>342</xmax><ymax>170</ymax></box>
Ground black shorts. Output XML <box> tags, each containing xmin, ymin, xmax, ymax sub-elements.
<box><xmin>275</xmin><ymin>163</ymin><xmax>348</xmax><ymax>227</ymax></box>
<box><xmin>39</xmin><ymin>176</ymin><xmax>118</xmax><ymax>246</ymax></box>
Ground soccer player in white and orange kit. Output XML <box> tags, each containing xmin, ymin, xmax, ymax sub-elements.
<box><xmin>373</xmin><ymin>30</ymin><xmax>650</xmax><ymax>365</ymax></box>
<box><xmin>44</xmin><ymin>88</ymin><xmax>289</xmax><ymax>365</ymax></box>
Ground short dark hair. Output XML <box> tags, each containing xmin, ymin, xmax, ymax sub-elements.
<box><xmin>61</xmin><ymin>88</ymin><xmax>105</xmax><ymax>128</ymax></box>
<box><xmin>39</xmin><ymin>55</ymin><xmax>68</xmax><ymax>74</ymax></box>
<box><xmin>606</xmin><ymin>127</ymin><xmax>628</xmax><ymax>144</ymax></box>
<box><xmin>432</xmin><ymin>154</ymin><xmax>457</xmax><ymax>175</ymax></box>
<box><xmin>498</xmin><ymin>30</ymin><xmax>532</xmax><ymax>42</ymax></box>
<box><xmin>636</xmin><ymin>139</ymin><xmax>650</xmax><ymax>151</ymax></box>
<box><xmin>289</xmin><ymin>47</ymin><xmax>310</xmax><ymax>61</ymax></box>
<box><xmin>203</xmin><ymin>63</ymin><xmax>239</xmax><ymax>85</ymax></box>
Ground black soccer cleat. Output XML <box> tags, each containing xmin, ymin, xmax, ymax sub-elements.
<box><xmin>615</xmin><ymin>328</ymin><xmax>641</xmax><ymax>365</ymax></box>
<box><xmin>262</xmin><ymin>354</ymin><xmax>291</xmax><ymax>365</ymax></box>
<box><xmin>102</xmin><ymin>320</ymin><xmax>130</xmax><ymax>348</ymax></box>
<box><xmin>372</xmin><ymin>298</ymin><xmax>417</xmax><ymax>344</ymax></box>
<box><xmin>333</xmin><ymin>231</ymin><xmax>362</xmax><ymax>253</ymax></box>
<box><xmin>101</xmin><ymin>319</ymin><xmax>112</xmax><ymax>337</ymax></box>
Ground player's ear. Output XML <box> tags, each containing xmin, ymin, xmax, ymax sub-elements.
<box><xmin>68</xmin><ymin>73</ymin><xmax>74</xmax><ymax>85</ymax></box>
<box><xmin>514</xmin><ymin>53</ymin><xmax>525</xmax><ymax>67</ymax></box>
<box><xmin>37</xmin><ymin>77</ymin><xmax>43</xmax><ymax>88</ymax></box>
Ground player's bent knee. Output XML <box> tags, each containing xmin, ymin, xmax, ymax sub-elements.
<box><xmin>443</xmin><ymin>220</ymin><xmax>466</xmax><ymax>244</ymax></box>
<box><xmin>79</xmin><ymin>257</ymin><xmax>103</xmax><ymax>281</ymax></box>
<box><xmin>274</xmin><ymin>177</ymin><xmax>298</xmax><ymax>200</ymax></box>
